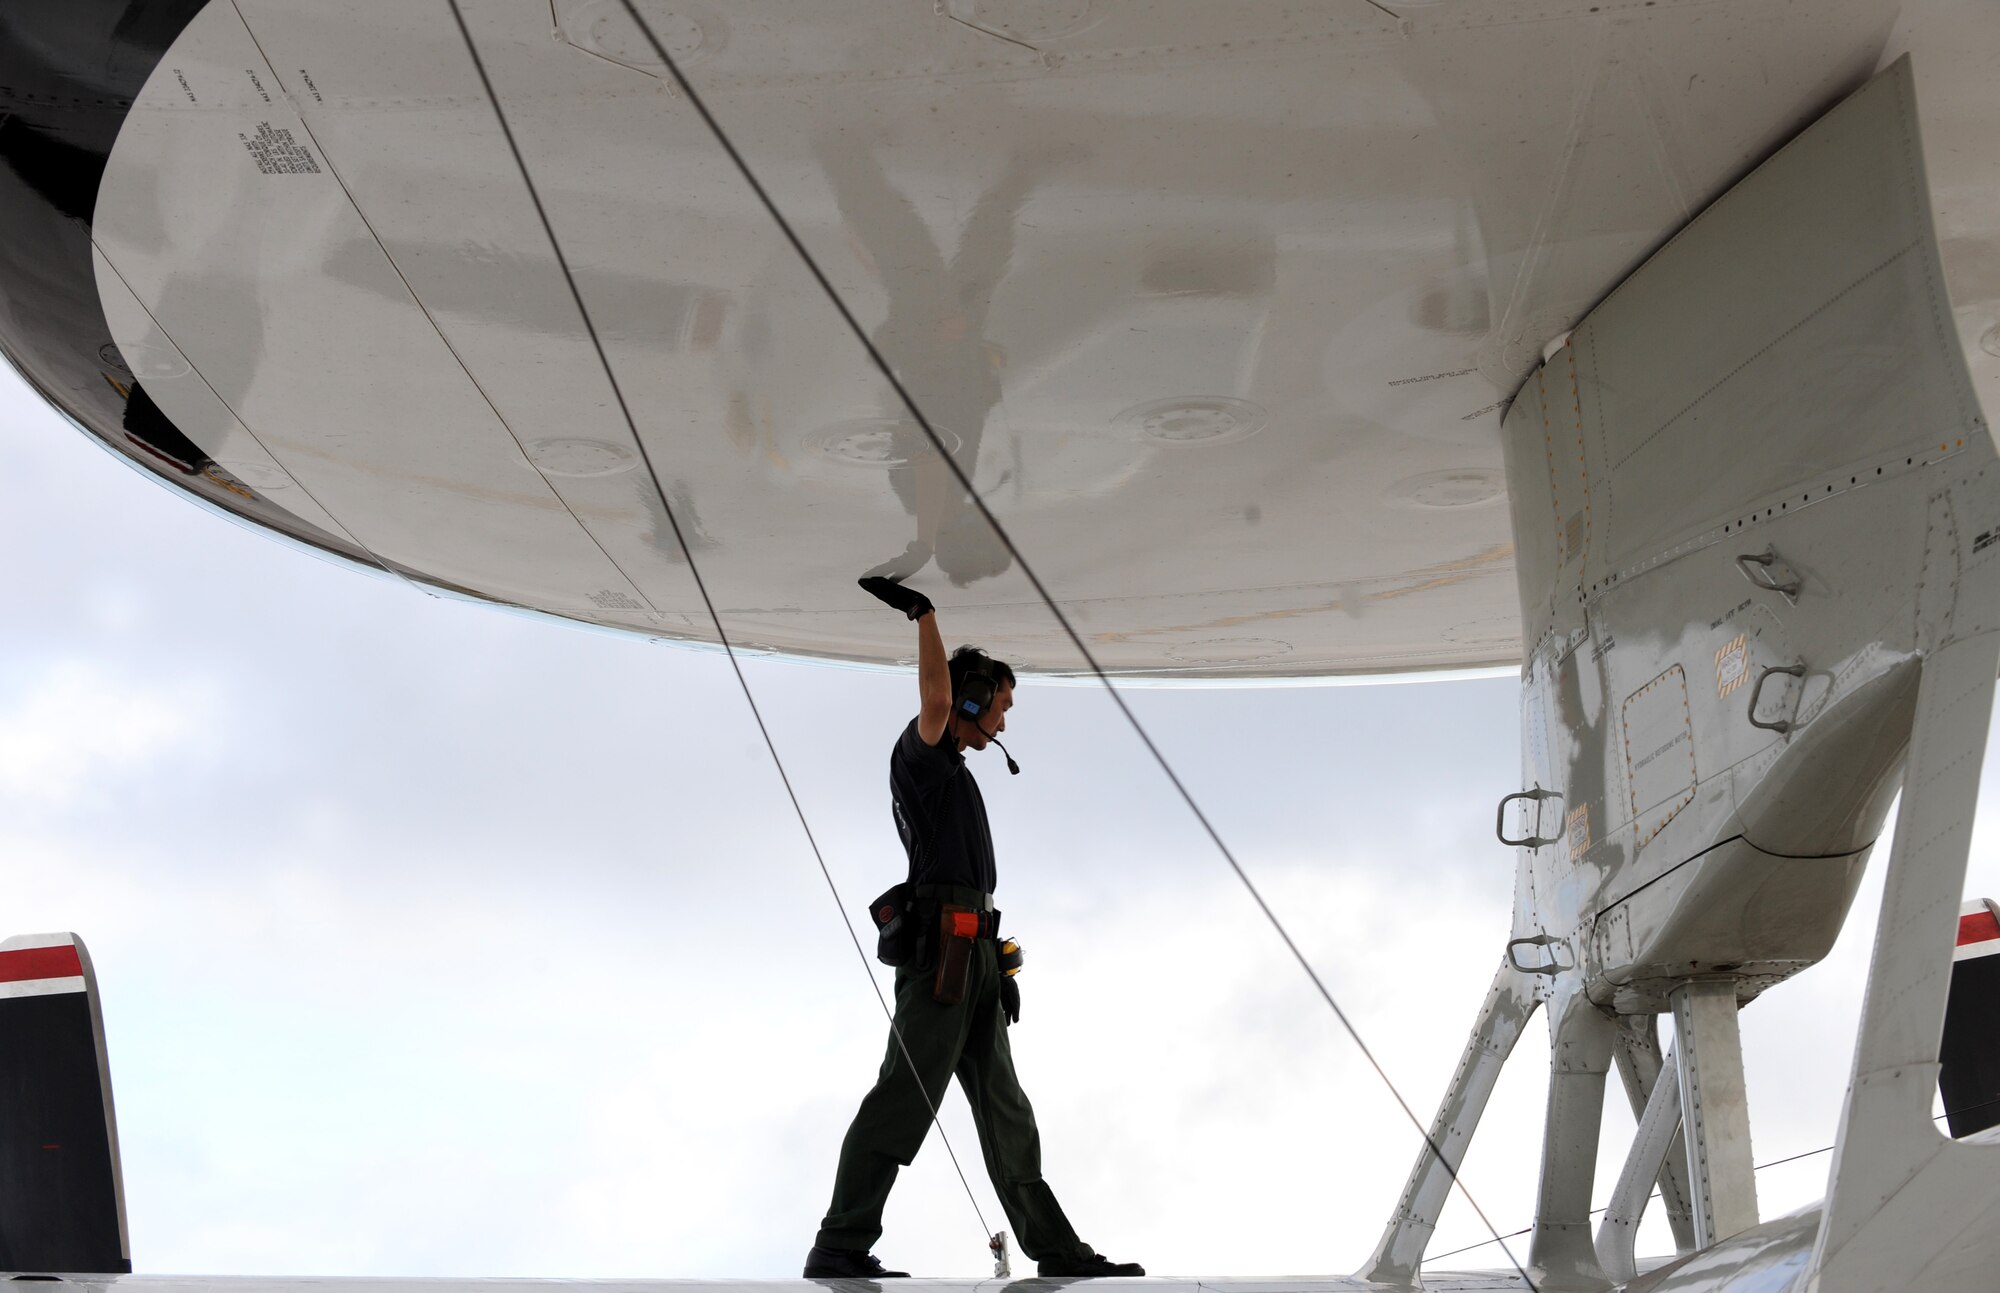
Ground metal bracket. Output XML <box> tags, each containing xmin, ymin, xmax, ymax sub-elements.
<box><xmin>1746</xmin><ymin>663</ymin><xmax>1807</xmax><ymax>734</ymax></box>
<box><xmin>990</xmin><ymin>1231</ymin><xmax>1011</xmax><ymax>1279</ymax></box>
<box><xmin>1735</xmin><ymin>548</ymin><xmax>1801</xmax><ymax>603</ymax></box>
<box><xmin>1507</xmin><ymin>934</ymin><xmax>1575</xmax><ymax>975</ymax></box>
<box><xmin>1497</xmin><ymin>787</ymin><xmax>1563</xmax><ymax>847</ymax></box>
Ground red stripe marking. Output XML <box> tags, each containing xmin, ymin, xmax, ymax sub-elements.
<box><xmin>1960</xmin><ymin>910</ymin><xmax>2000</xmax><ymax>947</ymax></box>
<box><xmin>0</xmin><ymin>944</ymin><xmax>81</xmax><ymax>984</ymax></box>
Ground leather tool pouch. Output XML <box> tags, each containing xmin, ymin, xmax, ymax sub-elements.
<box><xmin>933</xmin><ymin>907</ymin><xmax>979</xmax><ymax>1004</ymax></box>
<box><xmin>869</xmin><ymin>883</ymin><xmax>916</xmax><ymax>967</ymax></box>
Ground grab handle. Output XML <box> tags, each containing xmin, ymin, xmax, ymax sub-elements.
<box><xmin>1508</xmin><ymin>935</ymin><xmax>1574</xmax><ymax>976</ymax></box>
<box><xmin>1497</xmin><ymin>788</ymin><xmax>1563</xmax><ymax>848</ymax></box>
<box><xmin>1747</xmin><ymin>663</ymin><xmax>1807</xmax><ymax>734</ymax></box>
<box><xmin>1736</xmin><ymin>548</ymin><xmax>1801</xmax><ymax>603</ymax></box>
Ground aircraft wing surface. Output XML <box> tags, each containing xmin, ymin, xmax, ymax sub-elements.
<box><xmin>37</xmin><ymin>1277</ymin><xmax>1533</xmax><ymax>1293</ymax></box>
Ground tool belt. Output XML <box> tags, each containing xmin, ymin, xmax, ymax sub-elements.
<box><xmin>868</xmin><ymin>885</ymin><xmax>1001</xmax><ymax>972</ymax></box>
<box><xmin>872</xmin><ymin>884</ymin><xmax>1025</xmax><ymax>1013</ymax></box>
<box><xmin>914</xmin><ymin>884</ymin><xmax>994</xmax><ymax>911</ymax></box>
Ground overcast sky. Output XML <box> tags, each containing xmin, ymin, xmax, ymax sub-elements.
<box><xmin>4</xmin><ymin>361</ymin><xmax>1998</xmax><ymax>1281</ymax></box>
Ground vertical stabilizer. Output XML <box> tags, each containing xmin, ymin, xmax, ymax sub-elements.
<box><xmin>0</xmin><ymin>934</ymin><xmax>130</xmax><ymax>1274</ymax></box>
<box><xmin>1939</xmin><ymin>899</ymin><xmax>2000</xmax><ymax>1138</ymax></box>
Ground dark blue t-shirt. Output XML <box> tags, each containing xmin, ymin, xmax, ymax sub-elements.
<box><xmin>890</xmin><ymin>717</ymin><xmax>996</xmax><ymax>894</ymax></box>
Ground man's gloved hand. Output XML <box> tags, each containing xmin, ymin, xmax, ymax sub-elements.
<box><xmin>858</xmin><ymin>575</ymin><xmax>935</xmax><ymax>621</ymax></box>
<box><xmin>999</xmin><ymin>975</ymin><xmax>1021</xmax><ymax>1025</ymax></box>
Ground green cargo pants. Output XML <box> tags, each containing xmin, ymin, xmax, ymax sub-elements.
<box><xmin>815</xmin><ymin>932</ymin><xmax>1090</xmax><ymax>1263</ymax></box>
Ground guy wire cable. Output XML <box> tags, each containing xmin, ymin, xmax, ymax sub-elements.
<box><xmin>609</xmin><ymin>1</ymin><xmax>1537</xmax><ymax>1285</ymax></box>
<box><xmin>442</xmin><ymin>0</ymin><xmax>997</xmax><ymax>1251</ymax></box>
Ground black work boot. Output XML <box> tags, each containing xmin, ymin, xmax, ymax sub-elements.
<box><xmin>803</xmin><ymin>1246</ymin><xmax>909</xmax><ymax>1279</ymax></box>
<box><xmin>1037</xmin><ymin>1252</ymin><xmax>1145</xmax><ymax>1278</ymax></box>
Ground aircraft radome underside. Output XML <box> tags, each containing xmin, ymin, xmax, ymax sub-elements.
<box><xmin>2</xmin><ymin>0</ymin><xmax>1996</xmax><ymax>680</ymax></box>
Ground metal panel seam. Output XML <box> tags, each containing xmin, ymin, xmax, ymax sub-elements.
<box><xmin>1607</xmin><ymin>239</ymin><xmax>1921</xmax><ymax>475</ymax></box>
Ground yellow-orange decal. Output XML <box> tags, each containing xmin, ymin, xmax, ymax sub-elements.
<box><xmin>1715</xmin><ymin>634</ymin><xmax>1748</xmax><ymax>698</ymax></box>
<box><xmin>1566</xmin><ymin>803</ymin><xmax>1591</xmax><ymax>860</ymax></box>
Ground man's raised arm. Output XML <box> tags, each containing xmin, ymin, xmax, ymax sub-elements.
<box><xmin>857</xmin><ymin>577</ymin><xmax>950</xmax><ymax>744</ymax></box>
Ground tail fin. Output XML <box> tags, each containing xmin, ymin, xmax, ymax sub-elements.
<box><xmin>0</xmin><ymin>934</ymin><xmax>130</xmax><ymax>1274</ymax></box>
<box><xmin>1940</xmin><ymin>899</ymin><xmax>2000</xmax><ymax>1138</ymax></box>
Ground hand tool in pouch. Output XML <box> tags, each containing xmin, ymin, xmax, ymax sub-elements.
<box><xmin>934</xmin><ymin>907</ymin><xmax>979</xmax><ymax>1004</ymax></box>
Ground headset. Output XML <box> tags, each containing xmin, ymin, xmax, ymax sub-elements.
<box><xmin>952</xmin><ymin>651</ymin><xmax>1020</xmax><ymax>775</ymax></box>
<box><xmin>955</xmin><ymin>665</ymin><xmax>998</xmax><ymax>723</ymax></box>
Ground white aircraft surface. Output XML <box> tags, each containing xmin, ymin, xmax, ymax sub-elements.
<box><xmin>1</xmin><ymin>2</ymin><xmax>1998</xmax><ymax>1292</ymax></box>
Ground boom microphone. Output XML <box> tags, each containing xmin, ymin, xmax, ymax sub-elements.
<box><xmin>988</xmin><ymin>733</ymin><xmax>1020</xmax><ymax>775</ymax></box>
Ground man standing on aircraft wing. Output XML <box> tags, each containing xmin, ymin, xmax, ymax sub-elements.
<box><xmin>804</xmin><ymin>576</ymin><xmax>1144</xmax><ymax>1281</ymax></box>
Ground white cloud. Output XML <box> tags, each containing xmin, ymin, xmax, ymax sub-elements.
<box><xmin>0</xmin><ymin>661</ymin><xmax>212</xmax><ymax>807</ymax></box>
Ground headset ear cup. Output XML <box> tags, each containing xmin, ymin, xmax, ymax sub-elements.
<box><xmin>956</xmin><ymin>668</ymin><xmax>997</xmax><ymax>719</ymax></box>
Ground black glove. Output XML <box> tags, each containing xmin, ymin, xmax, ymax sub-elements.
<box><xmin>858</xmin><ymin>575</ymin><xmax>934</xmax><ymax>621</ymax></box>
<box><xmin>999</xmin><ymin>975</ymin><xmax>1021</xmax><ymax>1025</ymax></box>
